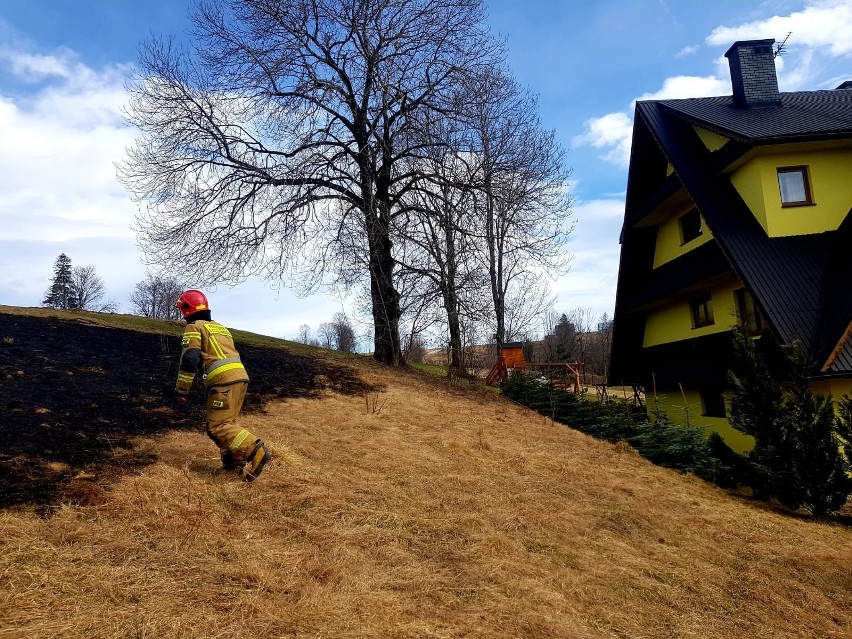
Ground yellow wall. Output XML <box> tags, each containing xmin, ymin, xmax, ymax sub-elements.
<box><xmin>653</xmin><ymin>209</ymin><xmax>714</xmax><ymax>268</ymax></box>
<box><xmin>650</xmin><ymin>389</ymin><xmax>754</xmax><ymax>453</ymax></box>
<box><xmin>643</xmin><ymin>280</ymin><xmax>741</xmax><ymax>347</ymax></box>
<box><xmin>810</xmin><ymin>378</ymin><xmax>852</xmax><ymax>400</ymax></box>
<box><xmin>730</xmin><ymin>160</ymin><xmax>768</xmax><ymax>230</ymax></box>
<box><xmin>730</xmin><ymin>148</ymin><xmax>852</xmax><ymax>236</ymax></box>
<box><xmin>693</xmin><ymin>126</ymin><xmax>729</xmax><ymax>152</ymax></box>
<box><xmin>652</xmin><ymin>379</ymin><xmax>852</xmax><ymax>455</ymax></box>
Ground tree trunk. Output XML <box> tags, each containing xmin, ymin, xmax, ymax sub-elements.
<box><xmin>443</xmin><ymin>286</ymin><xmax>463</xmax><ymax>375</ymax></box>
<box><xmin>485</xmin><ymin>190</ymin><xmax>506</xmax><ymax>357</ymax></box>
<box><xmin>493</xmin><ymin>294</ymin><xmax>505</xmax><ymax>355</ymax></box>
<box><xmin>367</xmin><ymin>207</ymin><xmax>404</xmax><ymax>366</ymax></box>
<box><xmin>441</xmin><ymin>218</ymin><xmax>464</xmax><ymax>376</ymax></box>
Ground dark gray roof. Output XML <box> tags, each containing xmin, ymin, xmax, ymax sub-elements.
<box><xmin>648</xmin><ymin>88</ymin><xmax>852</xmax><ymax>141</ymax></box>
<box><xmin>828</xmin><ymin>339</ymin><xmax>852</xmax><ymax>374</ymax></box>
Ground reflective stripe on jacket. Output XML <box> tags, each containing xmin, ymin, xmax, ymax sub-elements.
<box><xmin>175</xmin><ymin>320</ymin><xmax>249</xmax><ymax>394</ymax></box>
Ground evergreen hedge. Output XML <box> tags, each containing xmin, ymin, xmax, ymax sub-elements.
<box><xmin>499</xmin><ymin>372</ymin><xmax>737</xmax><ymax>486</ymax></box>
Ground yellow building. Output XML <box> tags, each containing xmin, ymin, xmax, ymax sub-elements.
<box><xmin>609</xmin><ymin>39</ymin><xmax>852</xmax><ymax>453</ymax></box>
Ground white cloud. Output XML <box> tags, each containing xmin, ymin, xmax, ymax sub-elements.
<box><xmin>575</xmin><ymin>0</ymin><xmax>852</xmax><ymax>166</ymax></box>
<box><xmin>0</xmin><ymin>52</ymin><xmax>135</xmax><ymax>242</ymax></box>
<box><xmin>777</xmin><ymin>48</ymin><xmax>817</xmax><ymax>91</ymax></box>
<box><xmin>707</xmin><ymin>0</ymin><xmax>852</xmax><ymax>57</ymax></box>
<box><xmin>574</xmin><ymin>74</ymin><xmax>730</xmax><ymax>166</ymax></box>
<box><xmin>2</xmin><ymin>49</ymin><xmax>73</xmax><ymax>80</ymax></box>
<box><xmin>0</xmin><ymin>44</ymin><xmax>343</xmax><ymax>337</ymax></box>
<box><xmin>572</xmin><ymin>198</ymin><xmax>625</xmax><ymax>224</ymax></box>
<box><xmin>636</xmin><ymin>74</ymin><xmax>730</xmax><ymax>101</ymax></box>
<box><xmin>553</xmin><ymin>198</ymin><xmax>624</xmax><ymax>317</ymax></box>
<box><xmin>676</xmin><ymin>45</ymin><xmax>700</xmax><ymax>58</ymax></box>
<box><xmin>573</xmin><ymin>112</ymin><xmax>633</xmax><ymax>167</ymax></box>
<box><xmin>707</xmin><ymin>0</ymin><xmax>852</xmax><ymax>91</ymax></box>
<box><xmin>6</xmin><ymin>49</ymin><xmax>84</xmax><ymax>82</ymax></box>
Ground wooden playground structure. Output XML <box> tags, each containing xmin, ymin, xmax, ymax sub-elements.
<box><xmin>485</xmin><ymin>342</ymin><xmax>584</xmax><ymax>393</ymax></box>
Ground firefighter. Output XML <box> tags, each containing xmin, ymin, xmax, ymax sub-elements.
<box><xmin>174</xmin><ymin>289</ymin><xmax>271</xmax><ymax>481</ymax></box>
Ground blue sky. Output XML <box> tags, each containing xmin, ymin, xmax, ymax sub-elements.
<box><xmin>1</xmin><ymin>0</ymin><xmax>850</xmax><ymax>343</ymax></box>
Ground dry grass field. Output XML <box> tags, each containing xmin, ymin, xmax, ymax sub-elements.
<box><xmin>1</xmin><ymin>308</ymin><xmax>851</xmax><ymax>638</ymax></box>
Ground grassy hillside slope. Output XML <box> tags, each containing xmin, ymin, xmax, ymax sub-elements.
<box><xmin>0</xmin><ymin>307</ymin><xmax>850</xmax><ymax>638</ymax></box>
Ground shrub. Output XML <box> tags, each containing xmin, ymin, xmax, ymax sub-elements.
<box><xmin>627</xmin><ymin>416</ymin><xmax>722</xmax><ymax>483</ymax></box>
<box><xmin>771</xmin><ymin>389</ymin><xmax>851</xmax><ymax>516</ymax></box>
<box><xmin>705</xmin><ymin>432</ymin><xmax>752</xmax><ymax>489</ymax></box>
<box><xmin>837</xmin><ymin>395</ymin><xmax>852</xmax><ymax>458</ymax></box>
<box><xmin>728</xmin><ymin>328</ymin><xmax>851</xmax><ymax>516</ymax></box>
<box><xmin>501</xmin><ymin>372</ymin><xmax>727</xmax><ymax>485</ymax></box>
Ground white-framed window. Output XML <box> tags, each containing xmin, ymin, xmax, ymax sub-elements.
<box><xmin>777</xmin><ymin>166</ymin><xmax>813</xmax><ymax>207</ymax></box>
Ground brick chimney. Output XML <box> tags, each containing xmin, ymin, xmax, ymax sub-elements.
<box><xmin>724</xmin><ymin>39</ymin><xmax>781</xmax><ymax>108</ymax></box>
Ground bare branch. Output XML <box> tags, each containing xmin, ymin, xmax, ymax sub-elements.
<box><xmin>120</xmin><ymin>0</ymin><xmax>503</xmax><ymax>365</ymax></box>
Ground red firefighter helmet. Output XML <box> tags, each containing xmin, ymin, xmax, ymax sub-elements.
<box><xmin>175</xmin><ymin>289</ymin><xmax>209</xmax><ymax>319</ymax></box>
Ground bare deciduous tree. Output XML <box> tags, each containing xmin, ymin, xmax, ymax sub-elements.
<box><xmin>397</xmin><ymin>284</ymin><xmax>443</xmax><ymax>368</ymax></box>
<box><xmin>332</xmin><ymin>312</ymin><xmax>358</xmax><ymax>353</ymax></box>
<box><xmin>464</xmin><ymin>68</ymin><xmax>573</xmax><ymax>355</ymax></box>
<box><xmin>317</xmin><ymin>323</ymin><xmax>336</xmax><ymax>350</ymax></box>
<box><xmin>502</xmin><ymin>271</ymin><xmax>555</xmax><ymax>344</ymax></box>
<box><xmin>119</xmin><ymin>0</ymin><xmax>502</xmax><ymax>366</ymax></box>
<box><xmin>589</xmin><ymin>311</ymin><xmax>614</xmax><ymax>380</ymax></box>
<box><xmin>403</xmin><ymin>334</ymin><xmax>428</xmax><ymax>364</ymax></box>
<box><xmin>70</xmin><ymin>265</ymin><xmax>116</xmax><ymax>312</ymax></box>
<box><xmin>569</xmin><ymin>306</ymin><xmax>597</xmax><ymax>382</ymax></box>
<box><xmin>129</xmin><ymin>274</ymin><xmax>185</xmax><ymax>319</ymax></box>
<box><xmin>297</xmin><ymin>324</ymin><xmax>311</xmax><ymax>345</ymax></box>
<box><xmin>395</xmin><ymin>129</ymin><xmax>486</xmax><ymax>375</ymax></box>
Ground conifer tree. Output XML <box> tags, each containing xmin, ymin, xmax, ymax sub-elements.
<box><xmin>728</xmin><ymin>328</ymin><xmax>851</xmax><ymax>514</ymax></box>
<box><xmin>728</xmin><ymin>328</ymin><xmax>784</xmax><ymax>498</ymax></box>
<box><xmin>42</xmin><ymin>253</ymin><xmax>74</xmax><ymax>309</ymax></box>
<box><xmin>835</xmin><ymin>395</ymin><xmax>852</xmax><ymax>466</ymax></box>
<box><xmin>774</xmin><ymin>387</ymin><xmax>851</xmax><ymax>515</ymax></box>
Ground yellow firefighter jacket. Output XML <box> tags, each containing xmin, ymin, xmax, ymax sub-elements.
<box><xmin>175</xmin><ymin>320</ymin><xmax>249</xmax><ymax>395</ymax></box>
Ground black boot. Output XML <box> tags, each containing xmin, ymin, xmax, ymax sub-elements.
<box><xmin>243</xmin><ymin>440</ymin><xmax>272</xmax><ymax>482</ymax></box>
<box><xmin>220</xmin><ymin>449</ymin><xmax>245</xmax><ymax>472</ymax></box>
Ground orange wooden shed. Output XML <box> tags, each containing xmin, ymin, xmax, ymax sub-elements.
<box><xmin>485</xmin><ymin>342</ymin><xmax>526</xmax><ymax>386</ymax></box>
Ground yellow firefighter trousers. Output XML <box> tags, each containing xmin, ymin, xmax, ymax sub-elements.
<box><xmin>205</xmin><ymin>382</ymin><xmax>257</xmax><ymax>463</ymax></box>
